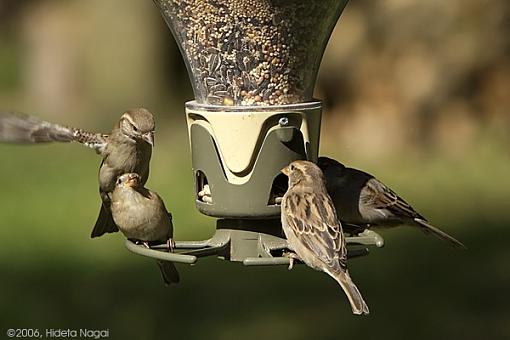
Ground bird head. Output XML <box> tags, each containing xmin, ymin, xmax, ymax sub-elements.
<box><xmin>119</xmin><ymin>108</ymin><xmax>155</xmax><ymax>146</ymax></box>
<box><xmin>116</xmin><ymin>173</ymin><xmax>142</xmax><ymax>188</ymax></box>
<box><xmin>317</xmin><ymin>156</ymin><xmax>344</xmax><ymax>172</ymax></box>
<box><xmin>281</xmin><ymin>160</ymin><xmax>325</xmax><ymax>188</ymax></box>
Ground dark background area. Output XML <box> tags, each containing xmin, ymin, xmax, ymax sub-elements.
<box><xmin>0</xmin><ymin>1</ymin><xmax>509</xmax><ymax>339</ymax></box>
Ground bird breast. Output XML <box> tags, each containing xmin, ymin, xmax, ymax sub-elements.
<box><xmin>111</xmin><ymin>190</ymin><xmax>169</xmax><ymax>241</ymax></box>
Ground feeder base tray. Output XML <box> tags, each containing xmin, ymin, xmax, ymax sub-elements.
<box><xmin>125</xmin><ymin>219</ymin><xmax>384</xmax><ymax>266</ymax></box>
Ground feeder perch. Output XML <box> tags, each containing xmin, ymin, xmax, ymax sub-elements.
<box><xmin>126</xmin><ymin>0</ymin><xmax>384</xmax><ymax>265</ymax></box>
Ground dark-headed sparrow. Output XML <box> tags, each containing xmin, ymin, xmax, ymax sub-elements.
<box><xmin>317</xmin><ymin>156</ymin><xmax>465</xmax><ymax>249</ymax></box>
<box><xmin>111</xmin><ymin>173</ymin><xmax>179</xmax><ymax>285</ymax></box>
<box><xmin>281</xmin><ymin>160</ymin><xmax>369</xmax><ymax>315</ymax></box>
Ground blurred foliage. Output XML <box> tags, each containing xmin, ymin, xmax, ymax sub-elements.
<box><xmin>0</xmin><ymin>0</ymin><xmax>509</xmax><ymax>339</ymax></box>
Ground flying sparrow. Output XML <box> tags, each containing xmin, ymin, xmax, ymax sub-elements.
<box><xmin>111</xmin><ymin>173</ymin><xmax>179</xmax><ymax>285</ymax></box>
<box><xmin>317</xmin><ymin>156</ymin><xmax>466</xmax><ymax>248</ymax></box>
<box><xmin>281</xmin><ymin>160</ymin><xmax>370</xmax><ymax>315</ymax></box>
<box><xmin>0</xmin><ymin>109</ymin><xmax>155</xmax><ymax>238</ymax></box>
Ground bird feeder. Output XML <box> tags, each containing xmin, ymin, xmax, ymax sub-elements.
<box><xmin>127</xmin><ymin>0</ymin><xmax>384</xmax><ymax>265</ymax></box>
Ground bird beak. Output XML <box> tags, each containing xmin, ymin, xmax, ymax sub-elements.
<box><xmin>281</xmin><ymin>166</ymin><xmax>290</xmax><ymax>176</ymax></box>
<box><xmin>142</xmin><ymin>131</ymin><xmax>154</xmax><ymax>147</ymax></box>
<box><xmin>125</xmin><ymin>174</ymin><xmax>139</xmax><ymax>187</ymax></box>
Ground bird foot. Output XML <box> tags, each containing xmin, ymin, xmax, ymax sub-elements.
<box><xmin>166</xmin><ymin>238</ymin><xmax>175</xmax><ymax>252</ymax></box>
<box><xmin>131</xmin><ymin>239</ymin><xmax>151</xmax><ymax>248</ymax></box>
<box><xmin>283</xmin><ymin>251</ymin><xmax>300</xmax><ymax>270</ymax></box>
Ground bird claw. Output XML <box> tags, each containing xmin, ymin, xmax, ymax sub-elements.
<box><xmin>288</xmin><ymin>258</ymin><xmax>294</xmax><ymax>270</ymax></box>
<box><xmin>131</xmin><ymin>239</ymin><xmax>149</xmax><ymax>248</ymax></box>
<box><xmin>166</xmin><ymin>238</ymin><xmax>175</xmax><ymax>252</ymax></box>
<box><xmin>283</xmin><ymin>251</ymin><xmax>300</xmax><ymax>270</ymax></box>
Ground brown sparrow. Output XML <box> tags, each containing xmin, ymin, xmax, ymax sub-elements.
<box><xmin>111</xmin><ymin>173</ymin><xmax>179</xmax><ymax>285</ymax></box>
<box><xmin>93</xmin><ymin>108</ymin><xmax>154</xmax><ymax>238</ymax></box>
<box><xmin>0</xmin><ymin>109</ymin><xmax>155</xmax><ymax>238</ymax></box>
<box><xmin>317</xmin><ymin>156</ymin><xmax>465</xmax><ymax>248</ymax></box>
<box><xmin>281</xmin><ymin>160</ymin><xmax>369</xmax><ymax>315</ymax></box>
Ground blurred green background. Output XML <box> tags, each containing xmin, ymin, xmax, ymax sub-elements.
<box><xmin>0</xmin><ymin>0</ymin><xmax>509</xmax><ymax>339</ymax></box>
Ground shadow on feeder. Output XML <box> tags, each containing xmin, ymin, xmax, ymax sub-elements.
<box><xmin>126</xmin><ymin>0</ymin><xmax>384</xmax><ymax>267</ymax></box>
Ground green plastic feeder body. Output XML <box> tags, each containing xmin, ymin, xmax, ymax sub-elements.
<box><xmin>140</xmin><ymin>0</ymin><xmax>372</xmax><ymax>264</ymax></box>
<box><xmin>155</xmin><ymin>0</ymin><xmax>349</xmax><ymax>218</ymax></box>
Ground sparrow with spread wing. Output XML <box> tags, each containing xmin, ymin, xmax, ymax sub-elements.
<box><xmin>0</xmin><ymin>109</ymin><xmax>155</xmax><ymax>238</ymax></box>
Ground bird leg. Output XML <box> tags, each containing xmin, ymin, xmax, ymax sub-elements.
<box><xmin>131</xmin><ymin>239</ymin><xmax>150</xmax><ymax>248</ymax></box>
<box><xmin>166</xmin><ymin>238</ymin><xmax>176</xmax><ymax>252</ymax></box>
<box><xmin>283</xmin><ymin>251</ymin><xmax>301</xmax><ymax>270</ymax></box>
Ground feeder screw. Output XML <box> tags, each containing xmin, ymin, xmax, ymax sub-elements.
<box><xmin>278</xmin><ymin>117</ymin><xmax>289</xmax><ymax>126</ymax></box>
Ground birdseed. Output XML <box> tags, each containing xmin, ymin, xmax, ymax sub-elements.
<box><xmin>155</xmin><ymin>0</ymin><xmax>346</xmax><ymax>106</ymax></box>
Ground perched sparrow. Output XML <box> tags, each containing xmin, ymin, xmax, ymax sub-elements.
<box><xmin>0</xmin><ymin>109</ymin><xmax>155</xmax><ymax>238</ymax></box>
<box><xmin>111</xmin><ymin>173</ymin><xmax>179</xmax><ymax>285</ymax></box>
<box><xmin>317</xmin><ymin>156</ymin><xmax>466</xmax><ymax>248</ymax></box>
<box><xmin>94</xmin><ymin>108</ymin><xmax>154</xmax><ymax>238</ymax></box>
<box><xmin>281</xmin><ymin>160</ymin><xmax>369</xmax><ymax>315</ymax></box>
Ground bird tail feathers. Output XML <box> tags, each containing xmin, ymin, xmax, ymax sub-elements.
<box><xmin>414</xmin><ymin>218</ymin><xmax>466</xmax><ymax>249</ymax></box>
<box><xmin>332</xmin><ymin>270</ymin><xmax>370</xmax><ymax>315</ymax></box>
<box><xmin>157</xmin><ymin>260</ymin><xmax>180</xmax><ymax>285</ymax></box>
<box><xmin>91</xmin><ymin>204</ymin><xmax>118</xmax><ymax>238</ymax></box>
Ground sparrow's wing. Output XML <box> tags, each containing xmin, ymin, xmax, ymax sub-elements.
<box><xmin>284</xmin><ymin>191</ymin><xmax>347</xmax><ymax>271</ymax></box>
<box><xmin>360</xmin><ymin>178</ymin><xmax>424</xmax><ymax>219</ymax></box>
<box><xmin>72</xmin><ymin>130</ymin><xmax>109</xmax><ymax>155</ymax></box>
<box><xmin>0</xmin><ymin>111</ymin><xmax>108</xmax><ymax>154</ymax></box>
<box><xmin>150</xmin><ymin>191</ymin><xmax>174</xmax><ymax>239</ymax></box>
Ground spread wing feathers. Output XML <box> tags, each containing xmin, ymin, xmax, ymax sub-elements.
<box><xmin>0</xmin><ymin>111</ymin><xmax>108</xmax><ymax>154</ymax></box>
<box><xmin>284</xmin><ymin>191</ymin><xmax>347</xmax><ymax>271</ymax></box>
<box><xmin>361</xmin><ymin>178</ymin><xmax>424</xmax><ymax>219</ymax></box>
<box><xmin>71</xmin><ymin>130</ymin><xmax>109</xmax><ymax>155</ymax></box>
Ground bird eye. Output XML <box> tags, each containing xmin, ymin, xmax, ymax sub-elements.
<box><xmin>117</xmin><ymin>178</ymin><xmax>122</xmax><ymax>185</ymax></box>
<box><xmin>290</xmin><ymin>165</ymin><xmax>295</xmax><ymax>171</ymax></box>
<box><xmin>132</xmin><ymin>125</ymin><xmax>138</xmax><ymax>132</ymax></box>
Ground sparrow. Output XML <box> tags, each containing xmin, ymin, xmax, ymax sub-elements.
<box><xmin>94</xmin><ymin>108</ymin><xmax>154</xmax><ymax>238</ymax></box>
<box><xmin>281</xmin><ymin>160</ymin><xmax>369</xmax><ymax>315</ymax></box>
<box><xmin>111</xmin><ymin>173</ymin><xmax>179</xmax><ymax>285</ymax></box>
<box><xmin>0</xmin><ymin>109</ymin><xmax>155</xmax><ymax>238</ymax></box>
<box><xmin>317</xmin><ymin>156</ymin><xmax>466</xmax><ymax>248</ymax></box>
